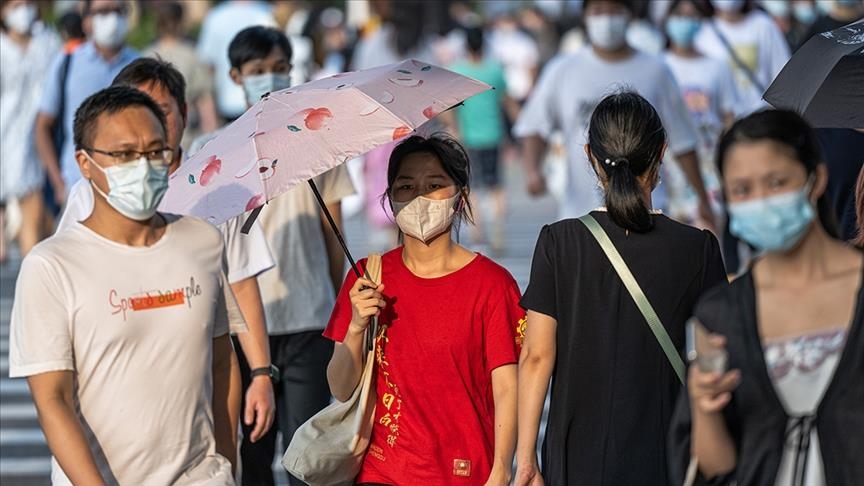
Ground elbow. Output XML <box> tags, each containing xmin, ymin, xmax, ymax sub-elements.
<box><xmin>518</xmin><ymin>346</ymin><xmax>554</xmax><ymax>372</ymax></box>
<box><xmin>700</xmin><ymin>461</ymin><xmax>736</xmax><ymax>481</ymax></box>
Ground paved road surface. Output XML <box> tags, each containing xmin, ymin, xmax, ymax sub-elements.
<box><xmin>0</xmin><ymin>161</ymin><xmax>558</xmax><ymax>485</ymax></box>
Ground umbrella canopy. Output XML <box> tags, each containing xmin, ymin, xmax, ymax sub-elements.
<box><xmin>161</xmin><ymin>59</ymin><xmax>490</xmax><ymax>226</ymax></box>
<box><xmin>763</xmin><ymin>21</ymin><xmax>864</xmax><ymax>128</ymax></box>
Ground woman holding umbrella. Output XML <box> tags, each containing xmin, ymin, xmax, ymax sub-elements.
<box><xmin>670</xmin><ymin>109</ymin><xmax>864</xmax><ymax>486</ymax></box>
<box><xmin>324</xmin><ymin>134</ymin><xmax>523</xmax><ymax>486</ymax></box>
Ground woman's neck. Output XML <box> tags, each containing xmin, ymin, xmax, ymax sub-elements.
<box><xmin>716</xmin><ymin>11</ymin><xmax>745</xmax><ymax>23</ymax></box>
<box><xmin>757</xmin><ymin>225</ymin><xmax>838</xmax><ymax>287</ymax></box>
<box><xmin>401</xmin><ymin>232</ymin><xmax>470</xmax><ymax>278</ymax></box>
<box><xmin>5</xmin><ymin>29</ymin><xmax>31</xmax><ymax>47</ymax></box>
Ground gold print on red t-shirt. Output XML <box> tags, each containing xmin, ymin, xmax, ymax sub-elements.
<box><xmin>516</xmin><ymin>314</ymin><xmax>528</xmax><ymax>347</ymax></box>
<box><xmin>375</xmin><ymin>326</ymin><xmax>403</xmax><ymax>448</ymax></box>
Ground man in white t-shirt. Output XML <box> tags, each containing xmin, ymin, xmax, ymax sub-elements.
<box><xmin>57</xmin><ymin>58</ymin><xmax>278</xmax><ymax>448</ymax></box>
<box><xmin>10</xmin><ymin>86</ymin><xmax>245</xmax><ymax>485</ymax></box>
<box><xmin>515</xmin><ymin>0</ymin><xmax>714</xmax><ymax>227</ymax></box>
<box><xmin>191</xmin><ymin>26</ymin><xmax>355</xmax><ymax>486</ymax></box>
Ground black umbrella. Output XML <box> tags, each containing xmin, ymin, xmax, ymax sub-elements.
<box><xmin>764</xmin><ymin>20</ymin><xmax>864</xmax><ymax>129</ymax></box>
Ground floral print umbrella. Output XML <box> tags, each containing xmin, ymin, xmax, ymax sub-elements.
<box><xmin>160</xmin><ymin>59</ymin><xmax>491</xmax><ymax>226</ymax></box>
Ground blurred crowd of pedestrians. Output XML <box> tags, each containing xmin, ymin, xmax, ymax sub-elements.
<box><xmin>1</xmin><ymin>0</ymin><xmax>862</xmax><ymax>485</ymax></box>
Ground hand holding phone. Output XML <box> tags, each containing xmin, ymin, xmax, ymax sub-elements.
<box><xmin>686</xmin><ymin>317</ymin><xmax>728</xmax><ymax>374</ymax></box>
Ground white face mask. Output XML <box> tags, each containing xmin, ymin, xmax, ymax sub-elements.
<box><xmin>91</xmin><ymin>12</ymin><xmax>128</xmax><ymax>49</ymax></box>
<box><xmin>391</xmin><ymin>193</ymin><xmax>461</xmax><ymax>244</ymax></box>
<box><xmin>242</xmin><ymin>73</ymin><xmax>292</xmax><ymax>106</ymax></box>
<box><xmin>3</xmin><ymin>3</ymin><xmax>37</xmax><ymax>35</ymax></box>
<box><xmin>585</xmin><ymin>14</ymin><xmax>630</xmax><ymax>51</ymax></box>
<box><xmin>87</xmin><ymin>153</ymin><xmax>169</xmax><ymax>221</ymax></box>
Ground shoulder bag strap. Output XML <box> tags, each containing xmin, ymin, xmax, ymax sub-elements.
<box><xmin>363</xmin><ymin>253</ymin><xmax>383</xmax><ymax>353</ymax></box>
<box><xmin>578</xmin><ymin>215</ymin><xmax>686</xmax><ymax>384</ymax></box>
<box><xmin>708</xmin><ymin>19</ymin><xmax>766</xmax><ymax>93</ymax></box>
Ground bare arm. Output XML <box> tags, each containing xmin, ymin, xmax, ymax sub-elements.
<box><xmin>520</xmin><ymin>135</ymin><xmax>548</xmax><ymax>197</ymax></box>
<box><xmin>212</xmin><ymin>334</ymin><xmax>241</xmax><ymax>472</ymax></box>
<box><xmin>196</xmin><ymin>92</ymin><xmax>220</xmax><ymax>134</ymax></box>
<box><xmin>514</xmin><ymin>310</ymin><xmax>556</xmax><ymax>486</ymax></box>
<box><xmin>486</xmin><ymin>364</ymin><xmax>517</xmax><ymax>486</ymax></box>
<box><xmin>28</xmin><ymin>371</ymin><xmax>105</xmax><ymax>485</ymax></box>
<box><xmin>675</xmin><ymin>150</ymin><xmax>716</xmax><ymax>231</ymax></box>
<box><xmin>34</xmin><ymin>112</ymin><xmax>65</xmax><ymax>204</ymax></box>
<box><xmin>320</xmin><ymin>201</ymin><xmax>346</xmax><ymax>294</ymax></box>
<box><xmin>326</xmin><ymin>277</ymin><xmax>384</xmax><ymax>401</ymax></box>
<box><xmin>230</xmin><ymin>277</ymin><xmax>275</xmax><ymax>443</ymax></box>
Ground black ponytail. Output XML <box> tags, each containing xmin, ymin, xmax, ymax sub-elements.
<box><xmin>587</xmin><ymin>91</ymin><xmax>667</xmax><ymax>233</ymax></box>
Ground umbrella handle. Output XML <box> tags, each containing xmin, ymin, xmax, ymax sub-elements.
<box><xmin>308</xmin><ymin>179</ymin><xmax>366</xmax><ymax>280</ymax></box>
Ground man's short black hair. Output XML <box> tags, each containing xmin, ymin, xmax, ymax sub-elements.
<box><xmin>228</xmin><ymin>26</ymin><xmax>292</xmax><ymax>70</ymax></box>
<box><xmin>581</xmin><ymin>0</ymin><xmax>636</xmax><ymax>13</ymax></box>
<box><xmin>112</xmin><ymin>57</ymin><xmax>187</xmax><ymax>112</ymax></box>
<box><xmin>465</xmin><ymin>27</ymin><xmax>484</xmax><ymax>54</ymax></box>
<box><xmin>73</xmin><ymin>86</ymin><xmax>167</xmax><ymax>150</ymax></box>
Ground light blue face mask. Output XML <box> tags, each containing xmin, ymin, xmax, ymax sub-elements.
<box><xmin>728</xmin><ymin>180</ymin><xmax>816</xmax><ymax>252</ymax></box>
<box><xmin>87</xmin><ymin>153</ymin><xmax>169</xmax><ymax>221</ymax></box>
<box><xmin>242</xmin><ymin>73</ymin><xmax>292</xmax><ymax>106</ymax></box>
<box><xmin>666</xmin><ymin>16</ymin><xmax>702</xmax><ymax>47</ymax></box>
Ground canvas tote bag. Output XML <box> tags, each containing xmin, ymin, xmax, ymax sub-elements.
<box><xmin>282</xmin><ymin>253</ymin><xmax>382</xmax><ymax>486</ymax></box>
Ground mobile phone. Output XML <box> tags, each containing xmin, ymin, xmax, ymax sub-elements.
<box><xmin>686</xmin><ymin>317</ymin><xmax>728</xmax><ymax>373</ymax></box>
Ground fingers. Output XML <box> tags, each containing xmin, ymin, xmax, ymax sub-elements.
<box><xmin>249</xmin><ymin>404</ymin><xmax>268</xmax><ymax>443</ymax></box>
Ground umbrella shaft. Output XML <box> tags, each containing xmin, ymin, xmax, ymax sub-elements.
<box><xmin>308</xmin><ymin>179</ymin><xmax>364</xmax><ymax>279</ymax></box>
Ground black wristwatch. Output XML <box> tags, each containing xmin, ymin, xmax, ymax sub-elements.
<box><xmin>250</xmin><ymin>364</ymin><xmax>280</xmax><ymax>382</ymax></box>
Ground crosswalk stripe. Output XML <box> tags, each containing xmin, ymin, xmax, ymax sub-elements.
<box><xmin>0</xmin><ymin>429</ymin><xmax>46</xmax><ymax>446</ymax></box>
<box><xmin>0</xmin><ymin>402</ymin><xmax>36</xmax><ymax>420</ymax></box>
<box><xmin>0</xmin><ymin>457</ymin><xmax>52</xmax><ymax>476</ymax></box>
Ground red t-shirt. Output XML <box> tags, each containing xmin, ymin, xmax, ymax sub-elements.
<box><xmin>323</xmin><ymin>248</ymin><xmax>525</xmax><ymax>485</ymax></box>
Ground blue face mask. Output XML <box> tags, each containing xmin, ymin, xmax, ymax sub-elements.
<box><xmin>728</xmin><ymin>181</ymin><xmax>815</xmax><ymax>252</ymax></box>
<box><xmin>666</xmin><ymin>16</ymin><xmax>702</xmax><ymax>47</ymax></box>
<box><xmin>793</xmin><ymin>3</ymin><xmax>817</xmax><ymax>24</ymax></box>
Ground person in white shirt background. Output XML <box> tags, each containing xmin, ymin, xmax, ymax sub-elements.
<box><xmin>196</xmin><ymin>0</ymin><xmax>276</xmax><ymax>122</ymax></box>
<box><xmin>694</xmin><ymin>0</ymin><xmax>791</xmax><ymax>114</ymax></box>
<box><xmin>0</xmin><ymin>0</ymin><xmax>60</xmax><ymax>262</ymax></box>
<box><xmin>515</xmin><ymin>0</ymin><xmax>716</xmax><ymax>231</ymax></box>
<box><xmin>10</xmin><ymin>85</ymin><xmax>244</xmax><ymax>485</ymax></box>
<box><xmin>663</xmin><ymin>0</ymin><xmax>740</xmax><ymax>226</ymax></box>
<box><xmin>56</xmin><ymin>58</ymin><xmax>278</xmax><ymax>460</ymax></box>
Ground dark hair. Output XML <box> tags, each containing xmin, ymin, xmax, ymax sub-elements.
<box><xmin>582</xmin><ymin>0</ymin><xmax>637</xmax><ymax>13</ymax></box>
<box><xmin>57</xmin><ymin>10</ymin><xmax>85</xmax><ymax>40</ymax></box>
<box><xmin>465</xmin><ymin>27</ymin><xmax>484</xmax><ymax>54</ymax></box>
<box><xmin>112</xmin><ymin>57</ymin><xmax>187</xmax><ymax>113</ymax></box>
<box><xmin>384</xmin><ymin>133</ymin><xmax>475</xmax><ymax>230</ymax></box>
<box><xmin>228</xmin><ymin>26</ymin><xmax>292</xmax><ymax>70</ymax></box>
<box><xmin>154</xmin><ymin>1</ymin><xmax>183</xmax><ymax>35</ymax></box>
<box><xmin>73</xmin><ymin>86</ymin><xmax>167</xmax><ymax>151</ymax></box>
<box><xmin>587</xmin><ymin>91</ymin><xmax>667</xmax><ymax>233</ymax></box>
<box><xmin>667</xmin><ymin>0</ymin><xmax>715</xmax><ymax>18</ymax></box>
<box><xmin>716</xmin><ymin>109</ymin><xmax>839</xmax><ymax>238</ymax></box>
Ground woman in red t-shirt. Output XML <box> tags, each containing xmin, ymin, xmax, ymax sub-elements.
<box><xmin>324</xmin><ymin>134</ymin><xmax>524</xmax><ymax>486</ymax></box>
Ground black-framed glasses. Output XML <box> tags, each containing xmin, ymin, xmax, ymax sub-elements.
<box><xmin>84</xmin><ymin>147</ymin><xmax>173</xmax><ymax>166</ymax></box>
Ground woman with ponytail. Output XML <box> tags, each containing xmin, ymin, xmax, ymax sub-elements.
<box><xmin>515</xmin><ymin>91</ymin><xmax>727</xmax><ymax>486</ymax></box>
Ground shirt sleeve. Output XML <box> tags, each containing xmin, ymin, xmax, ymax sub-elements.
<box><xmin>656</xmin><ymin>64</ymin><xmax>699</xmax><ymax>155</ymax></box>
<box><xmin>483</xmin><ymin>271</ymin><xmax>525</xmax><ymax>374</ymax></box>
<box><xmin>55</xmin><ymin>179</ymin><xmax>94</xmax><ymax>232</ymax></box>
<box><xmin>322</xmin><ymin>259</ymin><xmax>366</xmax><ymax>342</ymax></box>
<box><xmin>9</xmin><ymin>254</ymin><xmax>74</xmax><ymax>377</ymax></box>
<box><xmin>220</xmin><ymin>216</ymin><xmax>275</xmax><ymax>283</ymax></box>
<box><xmin>314</xmin><ymin>164</ymin><xmax>356</xmax><ymax>205</ymax></box>
<box><xmin>213</xmin><ymin>246</ymin><xmax>247</xmax><ymax>337</ymax></box>
<box><xmin>520</xmin><ymin>225</ymin><xmax>558</xmax><ymax>320</ymax></box>
<box><xmin>38</xmin><ymin>51</ymin><xmax>67</xmax><ymax>117</ymax></box>
<box><xmin>511</xmin><ymin>57</ymin><xmax>564</xmax><ymax>139</ymax></box>
<box><xmin>699</xmin><ymin>229</ymin><xmax>728</xmax><ymax>293</ymax></box>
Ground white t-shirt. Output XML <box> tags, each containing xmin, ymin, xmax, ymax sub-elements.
<box><xmin>513</xmin><ymin>47</ymin><xmax>699</xmax><ymax>219</ymax></box>
<box><xmin>694</xmin><ymin>11</ymin><xmax>790</xmax><ymax>115</ymax></box>
<box><xmin>196</xmin><ymin>0</ymin><xmax>276</xmax><ymax>119</ymax></box>
<box><xmin>57</xmin><ymin>178</ymin><xmax>275</xmax><ymax>284</ymax></box>
<box><xmin>257</xmin><ymin>165</ymin><xmax>355</xmax><ymax>335</ymax></box>
<box><xmin>488</xmin><ymin>27</ymin><xmax>540</xmax><ymax>101</ymax></box>
<box><xmin>9</xmin><ymin>216</ymin><xmax>245</xmax><ymax>485</ymax></box>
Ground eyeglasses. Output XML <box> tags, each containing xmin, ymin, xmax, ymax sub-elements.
<box><xmin>84</xmin><ymin>147</ymin><xmax>174</xmax><ymax>166</ymax></box>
